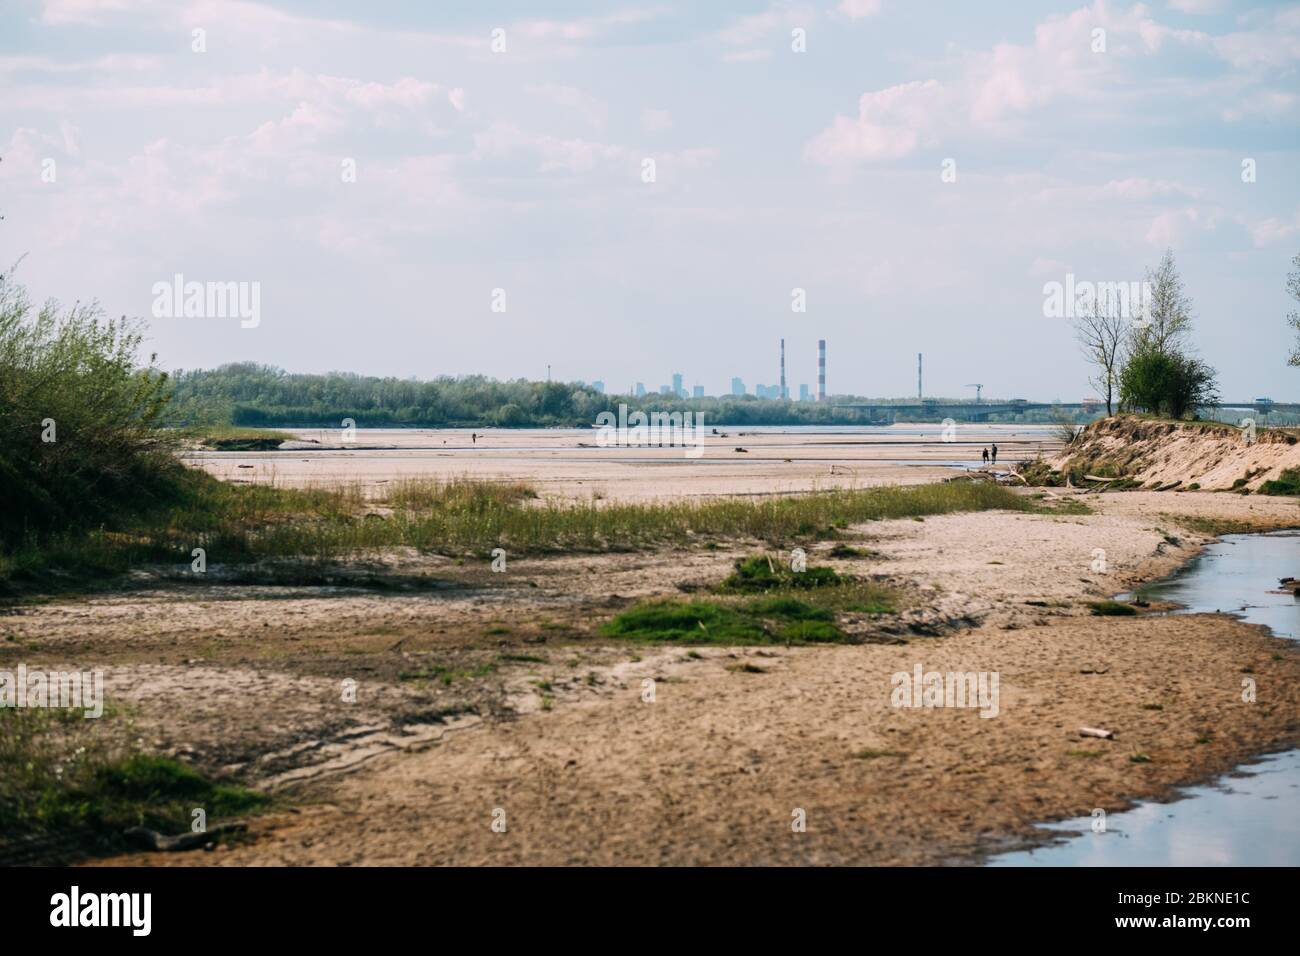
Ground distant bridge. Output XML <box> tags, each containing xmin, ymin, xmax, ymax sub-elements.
<box><xmin>832</xmin><ymin>400</ymin><xmax>1300</xmax><ymax>423</ymax></box>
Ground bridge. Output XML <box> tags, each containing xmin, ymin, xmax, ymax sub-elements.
<box><xmin>831</xmin><ymin>400</ymin><xmax>1300</xmax><ymax>423</ymax></box>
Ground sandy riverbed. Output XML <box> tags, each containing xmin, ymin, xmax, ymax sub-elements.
<box><xmin>7</xmin><ymin>477</ymin><xmax>1295</xmax><ymax>866</ymax></box>
<box><xmin>186</xmin><ymin>424</ymin><xmax>1060</xmax><ymax>501</ymax></box>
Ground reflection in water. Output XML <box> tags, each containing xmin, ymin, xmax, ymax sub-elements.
<box><xmin>988</xmin><ymin>750</ymin><xmax>1300</xmax><ymax>867</ymax></box>
<box><xmin>1125</xmin><ymin>531</ymin><xmax>1299</xmax><ymax>639</ymax></box>
<box><xmin>991</xmin><ymin>531</ymin><xmax>1300</xmax><ymax>866</ymax></box>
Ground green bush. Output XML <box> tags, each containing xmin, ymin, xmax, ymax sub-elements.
<box><xmin>1259</xmin><ymin>467</ymin><xmax>1300</xmax><ymax>496</ymax></box>
<box><xmin>0</xmin><ymin>277</ymin><xmax>181</xmax><ymax>543</ymax></box>
<box><xmin>1118</xmin><ymin>346</ymin><xmax>1219</xmax><ymax>419</ymax></box>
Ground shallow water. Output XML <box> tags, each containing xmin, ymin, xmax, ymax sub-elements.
<box><xmin>1123</xmin><ymin>531</ymin><xmax>1299</xmax><ymax>639</ymax></box>
<box><xmin>990</xmin><ymin>531</ymin><xmax>1300</xmax><ymax>867</ymax></box>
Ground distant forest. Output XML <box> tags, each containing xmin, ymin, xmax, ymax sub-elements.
<box><xmin>166</xmin><ymin>363</ymin><xmax>1093</xmax><ymax>428</ymax></box>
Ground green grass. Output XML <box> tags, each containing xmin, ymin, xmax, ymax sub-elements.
<box><xmin>0</xmin><ymin>708</ymin><xmax>265</xmax><ymax>859</ymax></box>
<box><xmin>600</xmin><ymin>600</ymin><xmax>770</xmax><ymax>644</ymax></box>
<box><xmin>1088</xmin><ymin>600</ymin><xmax>1138</xmax><ymax>616</ymax></box>
<box><xmin>717</xmin><ymin>554</ymin><xmax>843</xmax><ymax>592</ymax></box>
<box><xmin>600</xmin><ymin>585</ymin><xmax>893</xmax><ymax>646</ymax></box>
<box><xmin>2</xmin><ymin>474</ymin><xmax>1037</xmax><ymax>595</ymax></box>
<box><xmin>599</xmin><ymin>546</ymin><xmax>905</xmax><ymax>646</ymax></box>
<box><xmin>1259</xmin><ymin>467</ymin><xmax>1300</xmax><ymax>497</ymax></box>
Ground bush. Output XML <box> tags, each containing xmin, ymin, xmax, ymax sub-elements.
<box><xmin>1259</xmin><ymin>467</ymin><xmax>1300</xmax><ymax>496</ymax></box>
<box><xmin>1118</xmin><ymin>347</ymin><xmax>1219</xmax><ymax>419</ymax></box>
<box><xmin>0</xmin><ymin>277</ymin><xmax>180</xmax><ymax>543</ymax></box>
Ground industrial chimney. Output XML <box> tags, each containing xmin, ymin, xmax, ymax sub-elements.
<box><xmin>780</xmin><ymin>338</ymin><xmax>787</xmax><ymax>400</ymax></box>
<box><xmin>917</xmin><ymin>353</ymin><xmax>922</xmax><ymax>400</ymax></box>
<box><xmin>818</xmin><ymin>339</ymin><xmax>826</xmax><ymax>402</ymax></box>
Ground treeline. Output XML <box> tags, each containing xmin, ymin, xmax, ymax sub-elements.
<box><xmin>166</xmin><ymin>364</ymin><xmax>1091</xmax><ymax>428</ymax></box>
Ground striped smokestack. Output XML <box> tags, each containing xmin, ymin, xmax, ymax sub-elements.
<box><xmin>780</xmin><ymin>338</ymin><xmax>787</xmax><ymax>400</ymax></box>
<box><xmin>817</xmin><ymin>339</ymin><xmax>826</xmax><ymax>402</ymax></box>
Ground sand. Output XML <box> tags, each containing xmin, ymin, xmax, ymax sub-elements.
<box><xmin>7</xmin><ymin>479</ymin><xmax>1293</xmax><ymax>866</ymax></box>
<box><xmin>185</xmin><ymin>424</ymin><xmax>1060</xmax><ymax>502</ymax></box>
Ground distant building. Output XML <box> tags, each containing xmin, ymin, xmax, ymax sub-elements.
<box><xmin>756</xmin><ymin>384</ymin><xmax>781</xmax><ymax>400</ymax></box>
<box><xmin>659</xmin><ymin>384</ymin><xmax>671</xmax><ymax>395</ymax></box>
<box><xmin>731</xmin><ymin>377</ymin><xmax>746</xmax><ymax>396</ymax></box>
<box><xmin>693</xmin><ymin>385</ymin><xmax>704</xmax><ymax>399</ymax></box>
<box><xmin>672</xmin><ymin>372</ymin><xmax>685</xmax><ymax>398</ymax></box>
<box><xmin>635</xmin><ymin>382</ymin><xmax>646</xmax><ymax>398</ymax></box>
<box><xmin>591</xmin><ymin>380</ymin><xmax>605</xmax><ymax>395</ymax></box>
<box><xmin>799</xmin><ymin>383</ymin><xmax>810</xmax><ymax>402</ymax></box>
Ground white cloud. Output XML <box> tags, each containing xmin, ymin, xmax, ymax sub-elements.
<box><xmin>837</xmin><ymin>0</ymin><xmax>882</xmax><ymax>20</ymax></box>
<box><xmin>1249</xmin><ymin>208</ymin><xmax>1300</xmax><ymax>247</ymax></box>
<box><xmin>1167</xmin><ymin>0</ymin><xmax>1224</xmax><ymax>14</ymax></box>
<box><xmin>804</xmin><ymin>80</ymin><xmax>944</xmax><ymax>164</ymax></box>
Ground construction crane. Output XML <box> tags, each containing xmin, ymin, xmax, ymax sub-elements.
<box><xmin>965</xmin><ymin>384</ymin><xmax>984</xmax><ymax>403</ymax></box>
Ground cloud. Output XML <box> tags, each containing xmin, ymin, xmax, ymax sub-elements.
<box><xmin>804</xmin><ymin>80</ymin><xmax>944</xmax><ymax>164</ymax></box>
<box><xmin>719</xmin><ymin>2</ymin><xmax>814</xmax><ymax>60</ymax></box>
<box><xmin>515</xmin><ymin>8</ymin><xmax>667</xmax><ymax>43</ymax></box>
<box><xmin>837</xmin><ymin>0</ymin><xmax>882</xmax><ymax>19</ymax></box>
<box><xmin>471</xmin><ymin>123</ymin><xmax>627</xmax><ymax>174</ymax></box>
<box><xmin>525</xmin><ymin>84</ymin><xmax>607</xmax><ymax>127</ymax></box>
<box><xmin>40</xmin><ymin>0</ymin><xmax>133</xmax><ymax>25</ymax></box>
<box><xmin>803</xmin><ymin>0</ymin><xmax>1300</xmax><ymax>167</ymax></box>
<box><xmin>1249</xmin><ymin>208</ymin><xmax>1300</xmax><ymax>247</ymax></box>
<box><xmin>1167</xmin><ymin>0</ymin><xmax>1224</xmax><ymax>13</ymax></box>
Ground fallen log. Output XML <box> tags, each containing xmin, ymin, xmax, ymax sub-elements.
<box><xmin>1079</xmin><ymin>726</ymin><xmax>1116</xmax><ymax>740</ymax></box>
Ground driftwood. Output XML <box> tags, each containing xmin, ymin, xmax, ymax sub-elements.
<box><xmin>1078</xmin><ymin>726</ymin><xmax>1116</xmax><ymax>740</ymax></box>
<box><xmin>125</xmin><ymin>822</ymin><xmax>246</xmax><ymax>852</ymax></box>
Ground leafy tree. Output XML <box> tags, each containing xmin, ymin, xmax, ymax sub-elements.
<box><xmin>1133</xmin><ymin>248</ymin><xmax>1193</xmax><ymax>356</ymax></box>
<box><xmin>1118</xmin><ymin>347</ymin><xmax>1219</xmax><ymax>419</ymax></box>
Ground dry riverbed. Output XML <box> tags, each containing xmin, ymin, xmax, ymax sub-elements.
<box><xmin>4</xmin><ymin>489</ymin><xmax>1298</xmax><ymax>865</ymax></box>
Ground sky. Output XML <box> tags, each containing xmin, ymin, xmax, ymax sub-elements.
<box><xmin>1</xmin><ymin>0</ymin><xmax>1298</xmax><ymax>401</ymax></box>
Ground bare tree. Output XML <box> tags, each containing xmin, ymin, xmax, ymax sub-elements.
<box><xmin>1287</xmin><ymin>252</ymin><xmax>1300</xmax><ymax>367</ymax></box>
<box><xmin>1074</xmin><ymin>286</ymin><xmax>1128</xmax><ymax>416</ymax></box>
<box><xmin>1133</xmin><ymin>248</ymin><xmax>1193</xmax><ymax>356</ymax></box>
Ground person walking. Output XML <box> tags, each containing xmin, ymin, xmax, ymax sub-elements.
<box><xmin>991</xmin><ymin>443</ymin><xmax>998</xmax><ymax>465</ymax></box>
<box><xmin>981</xmin><ymin>447</ymin><xmax>989</xmax><ymax>466</ymax></box>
